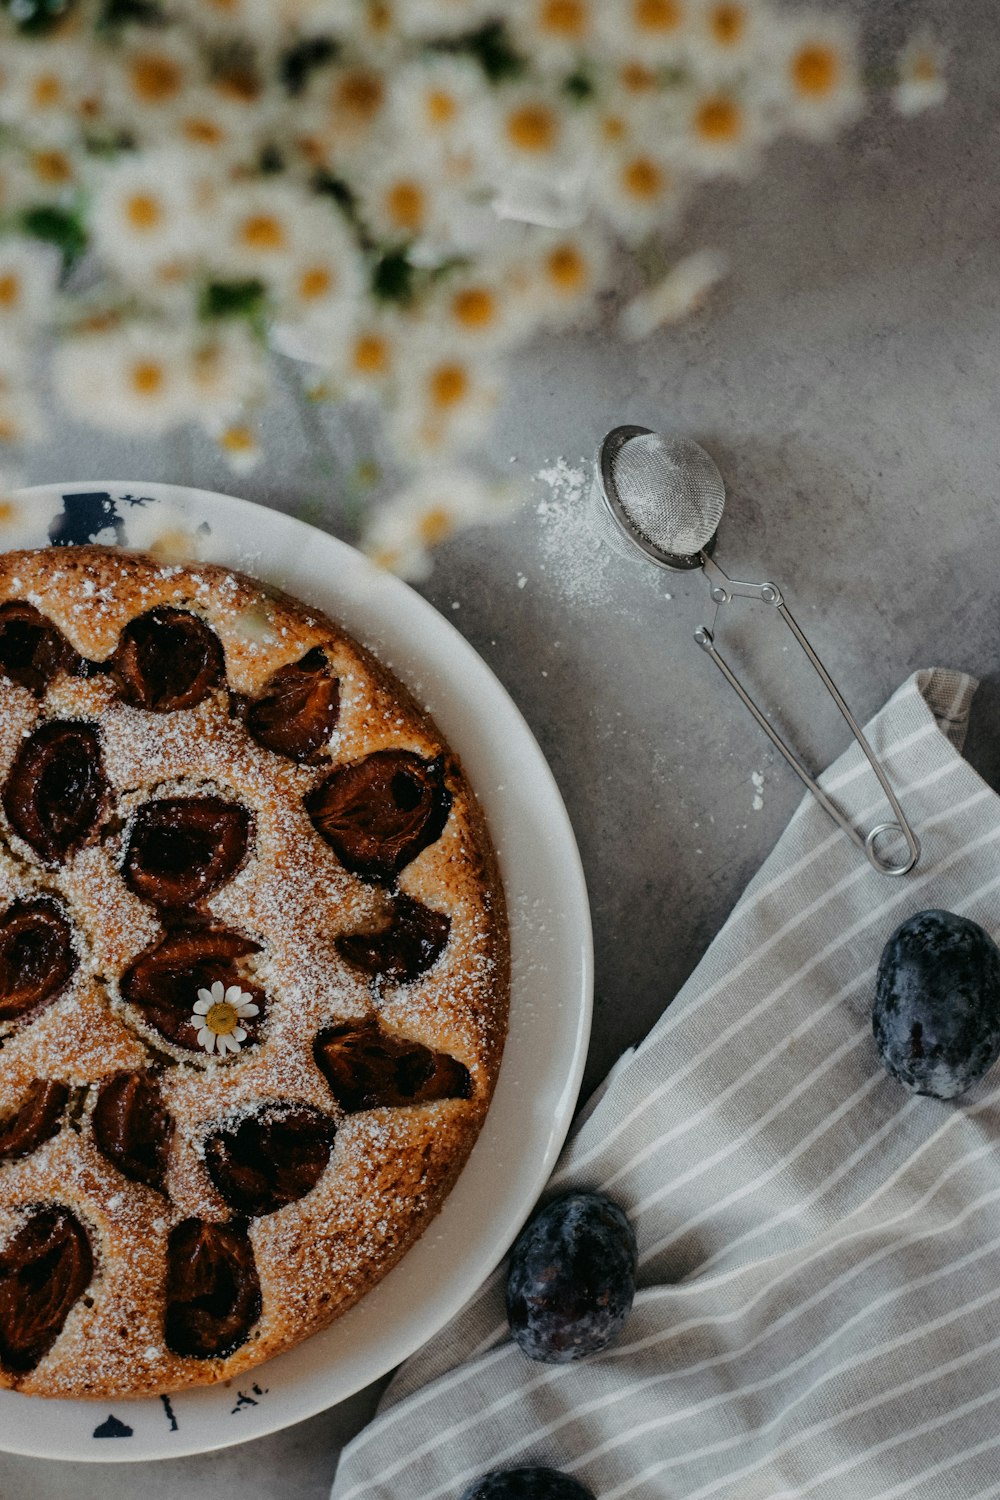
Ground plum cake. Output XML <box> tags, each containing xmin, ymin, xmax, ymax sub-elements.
<box><xmin>0</xmin><ymin>546</ymin><xmax>509</xmax><ymax>1398</ymax></box>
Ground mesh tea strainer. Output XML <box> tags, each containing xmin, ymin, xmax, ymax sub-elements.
<box><xmin>593</xmin><ymin>425</ymin><xmax>921</xmax><ymax>877</ymax></box>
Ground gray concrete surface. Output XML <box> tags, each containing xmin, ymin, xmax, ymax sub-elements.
<box><xmin>3</xmin><ymin>0</ymin><xmax>998</xmax><ymax>1492</ymax></box>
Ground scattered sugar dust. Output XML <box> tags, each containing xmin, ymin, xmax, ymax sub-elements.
<box><xmin>751</xmin><ymin>770</ymin><xmax>765</xmax><ymax>811</ymax></box>
<box><xmin>528</xmin><ymin>455</ymin><xmax>668</xmax><ymax>611</ymax></box>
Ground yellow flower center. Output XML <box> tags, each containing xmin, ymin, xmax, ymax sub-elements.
<box><xmin>219</xmin><ymin>425</ymin><xmax>255</xmax><ymax>455</ymax></box>
<box><xmin>541</xmin><ymin>0</ymin><xmax>587</xmax><ymax>38</ymax></box>
<box><xmin>695</xmin><ymin>95</ymin><xmax>743</xmax><ymax>142</ymax></box>
<box><xmin>622</xmin><ymin>156</ymin><xmax>665</xmax><ymax>200</ymax></box>
<box><xmin>620</xmin><ymin>62</ymin><xmax>657</xmax><ymax>93</ymax></box>
<box><xmin>0</xmin><ymin>275</ymin><xmax>20</xmax><ymax>310</ymax></box>
<box><xmin>506</xmin><ymin>103</ymin><xmax>558</xmax><ymax>154</ymax></box>
<box><xmin>710</xmin><ymin>3</ymin><xmax>745</xmax><ymax>45</ymax></box>
<box><xmin>240</xmin><ymin>213</ymin><xmax>287</xmax><ymax>252</ymax></box>
<box><xmin>129</xmin><ymin>361</ymin><xmax>165</xmax><ymax>397</ymax></box>
<box><xmin>125</xmin><ymin>193</ymin><xmax>162</xmax><ymax>232</ymax></box>
<box><xmin>32</xmin><ymin>150</ymin><xmax>72</xmax><ymax>184</ymax></box>
<box><xmin>912</xmin><ymin>51</ymin><xmax>939</xmax><ymax>83</ymax></box>
<box><xmin>204</xmin><ymin>1000</ymin><xmax>239</xmax><ymax>1035</ymax></box>
<box><xmin>0</xmin><ymin>501</ymin><xmax>17</xmax><ymax>525</ymax></box>
<box><xmin>452</xmin><ymin>287</ymin><xmax>497</xmax><ymax>329</ymax></box>
<box><xmin>547</xmin><ymin>243</ymin><xmax>587</xmax><ymax>292</ymax></box>
<box><xmin>426</xmin><ymin>89</ymin><xmax>458</xmax><ymax>126</ymax></box>
<box><xmin>386</xmin><ymin>180</ymin><xmax>426</xmax><ymax>232</ymax></box>
<box><xmin>299</xmin><ymin>266</ymin><xmax>334</xmax><ymax>300</ymax></box>
<box><xmin>182</xmin><ymin>115</ymin><xmax>225</xmax><ymax>146</ymax></box>
<box><xmin>130</xmin><ymin>54</ymin><xmax>183</xmax><ymax>104</ymax></box>
<box><xmin>335</xmin><ymin>70</ymin><xmax>385</xmax><ymax>123</ymax></box>
<box><xmin>792</xmin><ymin>44</ymin><xmax>839</xmax><ymax>97</ymax></box>
<box><xmin>633</xmin><ymin>0</ymin><xmax>681</xmax><ymax>34</ymax></box>
<box><xmin>367</xmin><ymin>0</ymin><xmax>394</xmax><ymax>33</ymax></box>
<box><xmin>418</xmin><ymin>507</ymin><xmax>455</xmax><ymax>545</ymax></box>
<box><xmin>601</xmin><ymin>113</ymin><xmax>628</xmax><ymax>143</ymax></box>
<box><xmin>0</xmin><ymin>417</ymin><xmax>20</xmax><ymax>442</ymax></box>
<box><xmin>31</xmin><ymin>74</ymin><xmax>62</xmax><ymax>109</ymax></box>
<box><xmin>215</xmin><ymin>67</ymin><xmax>261</xmax><ymax>103</ymax></box>
<box><xmin>353</xmin><ymin>333</ymin><xmax>390</xmax><ymax>376</ymax></box>
<box><xmin>429</xmin><ymin>363</ymin><xmax>469</xmax><ymax>409</ymax></box>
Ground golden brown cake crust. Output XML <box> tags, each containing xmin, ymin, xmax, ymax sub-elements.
<box><xmin>0</xmin><ymin>546</ymin><xmax>509</xmax><ymax>1399</ymax></box>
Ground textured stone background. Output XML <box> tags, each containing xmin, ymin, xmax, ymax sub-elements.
<box><xmin>4</xmin><ymin>0</ymin><xmax>999</xmax><ymax>1491</ymax></box>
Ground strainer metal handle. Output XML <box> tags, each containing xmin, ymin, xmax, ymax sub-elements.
<box><xmin>695</xmin><ymin>559</ymin><xmax>921</xmax><ymax>877</ymax></box>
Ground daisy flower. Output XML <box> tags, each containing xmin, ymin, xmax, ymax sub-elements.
<box><xmin>428</xmin><ymin>264</ymin><xmax>532</xmax><ymax>353</ymax></box>
<box><xmin>363</xmin><ymin>467</ymin><xmax>523</xmax><ymax>580</ymax></box>
<box><xmin>389</xmin><ymin>57</ymin><xmax>486</xmax><ymax>174</ymax></box>
<box><xmin>110</xmin><ymin>31</ymin><xmax>204</xmax><ymax>139</ymax></box>
<box><xmin>488</xmin><ymin>84</ymin><xmax>587</xmax><ymax>179</ymax></box>
<box><xmin>358</xmin><ymin>154</ymin><xmax>466</xmax><ymax>254</ymax></box>
<box><xmin>773</xmin><ymin>14</ymin><xmax>863</xmax><ymax>141</ymax></box>
<box><xmin>596</xmin><ymin>0</ymin><xmax>692</xmax><ymax>64</ymax></box>
<box><xmin>592</xmin><ymin>144</ymin><xmax>687</xmax><ymax>244</ymax></box>
<box><xmin>167</xmin><ymin>86</ymin><xmax>265</xmax><ymax>171</ymax></box>
<box><xmin>0</xmin><ymin>389</ymin><xmax>43</xmax><ymax>448</ymax></box>
<box><xmin>299</xmin><ymin>62</ymin><xmax>390</xmax><ymax>169</ymax></box>
<box><xmin>0</xmin><ymin>39</ymin><xmax>89</xmax><ymax>142</ymax></box>
<box><xmin>387</xmin><ymin>346</ymin><xmax>500</xmax><ymax>462</ymax></box>
<box><xmin>191</xmin><ymin>980</ymin><xmax>259</xmax><ymax>1056</ymax></box>
<box><xmin>53</xmin><ymin>323</ymin><xmax>197</xmax><ymax>437</ymax></box>
<box><xmin>0</xmin><ymin>241</ymin><xmax>61</xmax><ymax>331</ymax></box>
<box><xmin>621</xmin><ymin>247</ymin><xmax>728</xmax><ymax>338</ymax></box>
<box><xmin>192</xmin><ymin>324</ymin><xmax>268</xmax><ymax>424</ymax></box>
<box><xmin>275</xmin><ymin>211</ymin><xmax>365</xmax><ymax>339</ymax></box>
<box><xmin>211</xmin><ymin>420</ymin><xmax>264</xmax><ymax>474</ymax></box>
<box><xmin>507</xmin><ymin>0</ymin><xmax>600</xmax><ymax>71</ymax></box>
<box><xmin>20</xmin><ymin>145</ymin><xmax>78</xmax><ymax>201</ymax></box>
<box><xmin>215</xmin><ymin>181</ymin><xmax>312</xmax><ymax>281</ymax></box>
<box><xmin>530</xmin><ymin>227</ymin><xmax>609</xmax><ymax>324</ymax></box>
<box><xmin>680</xmin><ymin>84</ymin><xmax>768</xmax><ymax>176</ymax></box>
<box><xmin>687</xmin><ymin>0</ymin><xmax>774</xmax><ymax>76</ymax></box>
<box><xmin>335</xmin><ymin>314</ymin><xmax>407</xmax><ymax>399</ymax></box>
<box><xmin>894</xmin><ymin>31</ymin><xmax>947</xmax><ymax>117</ymax></box>
<box><xmin>88</xmin><ymin>151</ymin><xmax>205</xmax><ymax>289</ymax></box>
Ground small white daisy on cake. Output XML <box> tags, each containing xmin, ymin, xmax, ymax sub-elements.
<box><xmin>191</xmin><ymin>981</ymin><xmax>259</xmax><ymax>1056</ymax></box>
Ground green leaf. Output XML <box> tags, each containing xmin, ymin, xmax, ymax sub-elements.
<box><xmin>371</xmin><ymin>250</ymin><xmax>416</xmax><ymax>305</ymax></box>
<box><xmin>19</xmin><ymin>204</ymin><xmax>87</xmax><ymax>267</ymax></box>
<box><xmin>435</xmin><ymin>22</ymin><xmax>526</xmax><ymax>84</ymax></box>
<box><xmin>199</xmin><ymin>279</ymin><xmax>268</xmax><ymax>324</ymax></box>
<box><xmin>97</xmin><ymin>0</ymin><xmax>164</xmax><ymax>27</ymax></box>
<box><xmin>564</xmin><ymin>69</ymin><xmax>596</xmax><ymax>102</ymax></box>
<box><xmin>281</xmin><ymin>36</ymin><xmax>339</xmax><ymax>95</ymax></box>
<box><xmin>2</xmin><ymin>0</ymin><xmax>76</xmax><ymax>36</ymax></box>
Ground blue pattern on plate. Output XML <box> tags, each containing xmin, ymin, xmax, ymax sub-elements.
<box><xmin>48</xmin><ymin>492</ymin><xmax>157</xmax><ymax>548</ymax></box>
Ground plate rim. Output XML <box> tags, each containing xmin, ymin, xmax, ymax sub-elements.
<box><xmin>0</xmin><ymin>479</ymin><xmax>593</xmax><ymax>1463</ymax></box>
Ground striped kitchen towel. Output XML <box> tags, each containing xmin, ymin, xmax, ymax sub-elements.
<box><xmin>332</xmin><ymin>668</ymin><xmax>1000</xmax><ymax>1500</ymax></box>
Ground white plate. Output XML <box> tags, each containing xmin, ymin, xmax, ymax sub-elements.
<box><xmin>0</xmin><ymin>481</ymin><xmax>593</xmax><ymax>1462</ymax></box>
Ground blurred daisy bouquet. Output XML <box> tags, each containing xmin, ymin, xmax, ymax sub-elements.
<box><xmin>0</xmin><ymin>0</ymin><xmax>945</xmax><ymax>575</ymax></box>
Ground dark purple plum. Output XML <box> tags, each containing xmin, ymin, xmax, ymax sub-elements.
<box><xmin>873</xmin><ymin>908</ymin><xmax>1000</xmax><ymax>1099</ymax></box>
<box><xmin>505</xmin><ymin>1190</ymin><xmax>637</xmax><ymax>1364</ymax></box>
<box><xmin>459</xmin><ymin>1469</ymin><xmax>595</xmax><ymax>1500</ymax></box>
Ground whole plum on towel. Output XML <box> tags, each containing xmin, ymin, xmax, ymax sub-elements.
<box><xmin>873</xmin><ymin>909</ymin><xmax>1000</xmax><ymax>1099</ymax></box>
